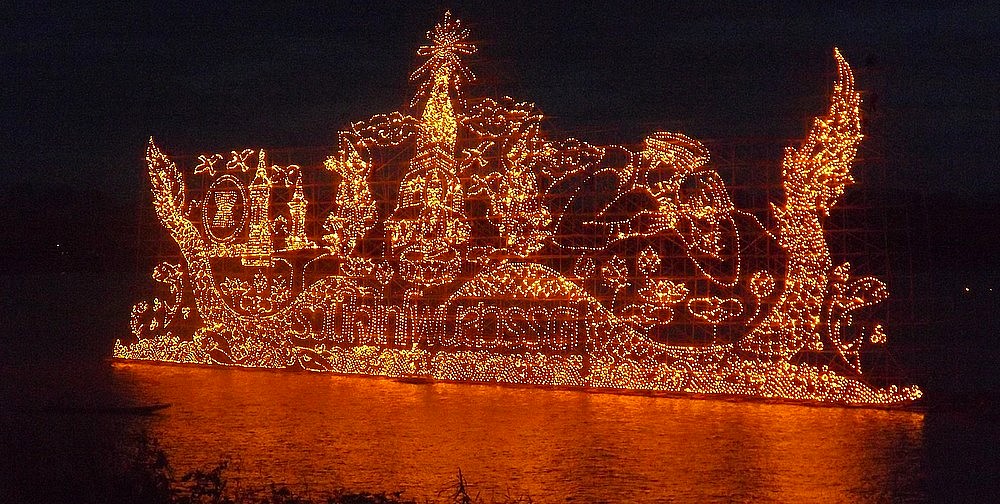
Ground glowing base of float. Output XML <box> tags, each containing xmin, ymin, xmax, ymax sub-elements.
<box><xmin>113</xmin><ymin>12</ymin><xmax>922</xmax><ymax>408</ymax></box>
<box><xmin>114</xmin><ymin>343</ymin><xmax>921</xmax><ymax>407</ymax></box>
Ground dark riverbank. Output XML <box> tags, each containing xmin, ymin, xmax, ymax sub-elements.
<box><xmin>2</xmin><ymin>360</ymin><xmax>997</xmax><ymax>503</ymax></box>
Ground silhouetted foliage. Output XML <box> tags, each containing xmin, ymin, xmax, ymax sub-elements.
<box><xmin>112</xmin><ymin>431</ymin><xmax>172</xmax><ymax>504</ymax></box>
<box><xmin>116</xmin><ymin>435</ymin><xmax>531</xmax><ymax>503</ymax></box>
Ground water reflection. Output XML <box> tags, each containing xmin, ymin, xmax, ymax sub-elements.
<box><xmin>115</xmin><ymin>362</ymin><xmax>925</xmax><ymax>502</ymax></box>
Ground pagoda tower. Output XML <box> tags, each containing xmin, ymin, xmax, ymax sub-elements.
<box><xmin>243</xmin><ymin>150</ymin><xmax>273</xmax><ymax>266</ymax></box>
<box><xmin>285</xmin><ymin>176</ymin><xmax>312</xmax><ymax>250</ymax></box>
<box><xmin>386</xmin><ymin>12</ymin><xmax>473</xmax><ymax>288</ymax></box>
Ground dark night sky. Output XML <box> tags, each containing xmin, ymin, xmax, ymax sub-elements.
<box><xmin>2</xmin><ymin>1</ymin><xmax>999</xmax><ymax>378</ymax></box>
<box><xmin>4</xmin><ymin>7</ymin><xmax>1000</xmax><ymax>497</ymax></box>
<box><xmin>4</xmin><ymin>1</ymin><xmax>997</xmax><ymax>198</ymax></box>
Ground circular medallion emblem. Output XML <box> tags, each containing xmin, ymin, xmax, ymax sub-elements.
<box><xmin>202</xmin><ymin>175</ymin><xmax>248</xmax><ymax>243</ymax></box>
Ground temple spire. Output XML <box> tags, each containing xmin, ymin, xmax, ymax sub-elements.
<box><xmin>410</xmin><ymin>11</ymin><xmax>476</xmax><ymax>153</ymax></box>
<box><xmin>419</xmin><ymin>68</ymin><xmax>458</xmax><ymax>151</ymax></box>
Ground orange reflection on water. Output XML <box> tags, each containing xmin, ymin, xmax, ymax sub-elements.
<box><xmin>115</xmin><ymin>363</ymin><xmax>925</xmax><ymax>502</ymax></box>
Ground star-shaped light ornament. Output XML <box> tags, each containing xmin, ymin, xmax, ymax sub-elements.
<box><xmin>410</xmin><ymin>11</ymin><xmax>477</xmax><ymax>105</ymax></box>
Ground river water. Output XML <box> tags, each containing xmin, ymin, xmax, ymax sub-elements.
<box><xmin>1</xmin><ymin>360</ymin><xmax>993</xmax><ymax>503</ymax></box>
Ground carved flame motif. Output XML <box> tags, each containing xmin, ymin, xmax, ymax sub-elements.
<box><xmin>114</xmin><ymin>14</ymin><xmax>921</xmax><ymax>407</ymax></box>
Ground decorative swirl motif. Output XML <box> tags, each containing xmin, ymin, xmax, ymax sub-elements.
<box><xmin>687</xmin><ymin>297</ymin><xmax>744</xmax><ymax>325</ymax></box>
<box><xmin>824</xmin><ymin>262</ymin><xmax>890</xmax><ymax>373</ymax></box>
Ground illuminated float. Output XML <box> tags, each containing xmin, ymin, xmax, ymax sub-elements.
<box><xmin>114</xmin><ymin>12</ymin><xmax>922</xmax><ymax>407</ymax></box>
